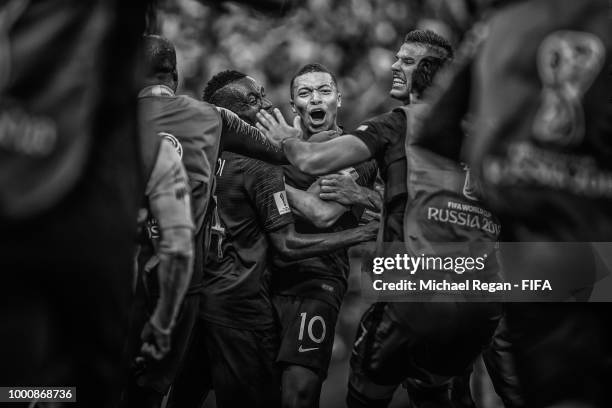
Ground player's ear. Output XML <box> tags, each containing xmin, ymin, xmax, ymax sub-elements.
<box><xmin>412</xmin><ymin>56</ymin><xmax>445</xmax><ymax>98</ymax></box>
<box><xmin>337</xmin><ymin>92</ymin><xmax>342</xmax><ymax>108</ymax></box>
<box><xmin>290</xmin><ymin>101</ymin><xmax>296</xmax><ymax>114</ymax></box>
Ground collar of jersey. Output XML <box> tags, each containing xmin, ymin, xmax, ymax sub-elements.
<box><xmin>138</xmin><ymin>84</ymin><xmax>175</xmax><ymax>98</ymax></box>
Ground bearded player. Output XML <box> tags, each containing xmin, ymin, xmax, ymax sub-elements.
<box><xmin>257</xmin><ymin>30</ymin><xmax>502</xmax><ymax>407</ymax></box>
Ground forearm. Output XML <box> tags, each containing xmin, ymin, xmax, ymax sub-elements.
<box><xmin>281</xmin><ymin>226</ymin><xmax>371</xmax><ymax>260</ymax></box>
<box><xmin>152</xmin><ymin>227</ymin><xmax>193</xmax><ymax>330</ymax></box>
<box><xmin>286</xmin><ymin>184</ymin><xmax>347</xmax><ymax>228</ymax></box>
<box><xmin>283</xmin><ymin>138</ymin><xmax>336</xmax><ymax>175</ymax></box>
<box><xmin>283</xmin><ymin>135</ymin><xmax>371</xmax><ymax>175</ymax></box>
<box><xmin>219</xmin><ymin>107</ymin><xmax>288</xmax><ymax>164</ymax></box>
<box><xmin>285</xmin><ymin>184</ymin><xmax>313</xmax><ymax>220</ymax></box>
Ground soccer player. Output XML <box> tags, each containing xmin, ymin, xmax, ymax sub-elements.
<box><xmin>124</xmin><ymin>35</ymin><xmax>297</xmax><ymax>408</ymax></box>
<box><xmin>462</xmin><ymin>1</ymin><xmax>612</xmax><ymax>406</ymax></box>
<box><xmin>0</xmin><ymin>2</ymin><xmax>306</xmax><ymax>406</ymax></box>
<box><xmin>202</xmin><ymin>67</ymin><xmax>380</xmax><ymax>408</ymax></box>
<box><xmin>256</xmin><ymin>30</ymin><xmax>501</xmax><ymax>407</ymax></box>
<box><xmin>0</xmin><ymin>3</ymin><xmax>150</xmax><ymax>407</ymax></box>
<box><xmin>273</xmin><ymin>63</ymin><xmax>379</xmax><ymax>408</ymax></box>
<box><xmin>165</xmin><ymin>70</ymin><xmax>379</xmax><ymax>408</ymax></box>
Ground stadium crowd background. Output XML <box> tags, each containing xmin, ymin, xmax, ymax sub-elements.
<box><xmin>149</xmin><ymin>1</ymin><xmax>502</xmax><ymax>407</ymax></box>
<box><xmin>153</xmin><ymin>0</ymin><xmax>425</xmax><ymax>131</ymax></box>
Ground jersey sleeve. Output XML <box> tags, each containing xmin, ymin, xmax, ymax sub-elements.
<box><xmin>352</xmin><ymin>159</ymin><xmax>378</xmax><ymax>188</ymax></box>
<box><xmin>241</xmin><ymin>159</ymin><xmax>294</xmax><ymax>232</ymax></box>
<box><xmin>351</xmin><ymin>111</ymin><xmax>403</xmax><ymax>160</ymax></box>
<box><xmin>146</xmin><ymin>139</ymin><xmax>194</xmax><ymax>232</ymax></box>
<box><xmin>217</xmin><ymin>107</ymin><xmax>288</xmax><ymax>164</ymax></box>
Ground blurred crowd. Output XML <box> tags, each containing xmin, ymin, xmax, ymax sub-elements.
<box><xmin>156</xmin><ymin>0</ymin><xmax>426</xmax><ymax>130</ymax></box>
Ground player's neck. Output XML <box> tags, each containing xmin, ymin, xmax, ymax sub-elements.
<box><xmin>304</xmin><ymin>122</ymin><xmax>340</xmax><ymax>140</ymax></box>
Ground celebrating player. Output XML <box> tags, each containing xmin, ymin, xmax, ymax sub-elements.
<box><xmin>165</xmin><ymin>70</ymin><xmax>379</xmax><ymax>408</ymax></box>
<box><xmin>256</xmin><ymin>30</ymin><xmax>502</xmax><ymax>407</ymax></box>
<box><xmin>271</xmin><ymin>63</ymin><xmax>379</xmax><ymax>408</ymax></box>
<box><xmin>123</xmin><ymin>35</ymin><xmax>305</xmax><ymax>408</ymax></box>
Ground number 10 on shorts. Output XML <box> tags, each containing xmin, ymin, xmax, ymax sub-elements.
<box><xmin>298</xmin><ymin>312</ymin><xmax>326</xmax><ymax>344</ymax></box>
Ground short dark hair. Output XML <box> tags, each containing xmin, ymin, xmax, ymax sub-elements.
<box><xmin>143</xmin><ymin>35</ymin><xmax>177</xmax><ymax>79</ymax></box>
<box><xmin>202</xmin><ymin>70</ymin><xmax>247</xmax><ymax>103</ymax></box>
<box><xmin>290</xmin><ymin>63</ymin><xmax>338</xmax><ymax>99</ymax></box>
<box><xmin>404</xmin><ymin>30</ymin><xmax>454</xmax><ymax>60</ymax></box>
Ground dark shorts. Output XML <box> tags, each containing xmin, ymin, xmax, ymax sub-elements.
<box><xmin>273</xmin><ymin>294</ymin><xmax>339</xmax><ymax>379</ymax></box>
<box><xmin>349</xmin><ymin>301</ymin><xmax>501</xmax><ymax>394</ymax></box>
<box><xmin>167</xmin><ymin>319</ymin><xmax>281</xmax><ymax>408</ymax></box>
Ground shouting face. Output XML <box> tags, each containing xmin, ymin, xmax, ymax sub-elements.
<box><xmin>390</xmin><ymin>42</ymin><xmax>435</xmax><ymax>103</ymax></box>
<box><xmin>291</xmin><ymin>71</ymin><xmax>341</xmax><ymax>137</ymax></box>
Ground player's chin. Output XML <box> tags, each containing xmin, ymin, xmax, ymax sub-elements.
<box><xmin>389</xmin><ymin>88</ymin><xmax>409</xmax><ymax>101</ymax></box>
<box><xmin>307</xmin><ymin>122</ymin><xmax>329</xmax><ymax>134</ymax></box>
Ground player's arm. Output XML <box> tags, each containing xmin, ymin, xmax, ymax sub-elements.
<box><xmin>217</xmin><ymin>107</ymin><xmax>288</xmax><ymax>164</ymax></box>
<box><xmin>249</xmin><ymin>160</ymin><xmax>378</xmax><ymax>261</ymax></box>
<box><xmin>256</xmin><ymin>109</ymin><xmax>372</xmax><ymax>175</ymax></box>
<box><xmin>142</xmin><ymin>140</ymin><xmax>194</xmax><ymax>360</ymax></box>
<box><xmin>284</xmin><ymin>183</ymin><xmax>349</xmax><ymax>229</ymax></box>
<box><xmin>268</xmin><ymin>221</ymin><xmax>378</xmax><ymax>261</ymax></box>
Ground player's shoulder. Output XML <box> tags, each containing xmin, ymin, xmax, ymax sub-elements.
<box><xmin>239</xmin><ymin>155</ymin><xmax>281</xmax><ymax>178</ymax></box>
<box><xmin>175</xmin><ymin>95</ymin><xmax>220</xmax><ymax>119</ymax></box>
<box><xmin>147</xmin><ymin>139</ymin><xmax>184</xmax><ymax>193</ymax></box>
<box><xmin>356</xmin><ymin>109</ymin><xmax>405</xmax><ymax>134</ymax></box>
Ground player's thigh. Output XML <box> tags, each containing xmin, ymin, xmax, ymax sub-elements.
<box><xmin>274</xmin><ymin>295</ymin><xmax>339</xmax><ymax>379</ymax></box>
<box><xmin>204</xmin><ymin>321</ymin><xmax>281</xmax><ymax>408</ymax></box>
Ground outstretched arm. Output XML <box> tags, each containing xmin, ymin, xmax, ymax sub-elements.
<box><xmin>218</xmin><ymin>107</ymin><xmax>288</xmax><ymax>164</ymax></box>
<box><xmin>256</xmin><ymin>108</ymin><xmax>372</xmax><ymax>175</ymax></box>
<box><xmin>268</xmin><ymin>221</ymin><xmax>378</xmax><ymax>261</ymax></box>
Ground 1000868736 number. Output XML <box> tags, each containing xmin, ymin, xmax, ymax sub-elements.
<box><xmin>1</xmin><ymin>387</ymin><xmax>76</xmax><ymax>402</ymax></box>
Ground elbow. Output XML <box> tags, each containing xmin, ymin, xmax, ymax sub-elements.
<box><xmin>270</xmin><ymin>232</ymin><xmax>301</xmax><ymax>261</ymax></box>
<box><xmin>275</xmin><ymin>242</ymin><xmax>302</xmax><ymax>261</ymax></box>
<box><xmin>158</xmin><ymin>227</ymin><xmax>194</xmax><ymax>262</ymax></box>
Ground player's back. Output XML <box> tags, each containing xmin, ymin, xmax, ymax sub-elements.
<box><xmin>139</xmin><ymin>87</ymin><xmax>222</xmax><ymax>289</ymax></box>
<box><xmin>138</xmin><ymin>87</ymin><xmax>221</xmax><ymax>230</ymax></box>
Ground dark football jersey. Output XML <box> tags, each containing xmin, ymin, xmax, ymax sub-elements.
<box><xmin>271</xmin><ymin>158</ymin><xmax>378</xmax><ymax>309</ymax></box>
<box><xmin>200</xmin><ymin>151</ymin><xmax>293</xmax><ymax>329</ymax></box>
<box><xmin>138</xmin><ymin>85</ymin><xmax>222</xmax><ymax>291</ymax></box>
<box><xmin>352</xmin><ymin>110</ymin><xmax>407</xmax><ymax>248</ymax></box>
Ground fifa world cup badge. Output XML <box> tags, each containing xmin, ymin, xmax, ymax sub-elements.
<box><xmin>533</xmin><ymin>30</ymin><xmax>605</xmax><ymax>147</ymax></box>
